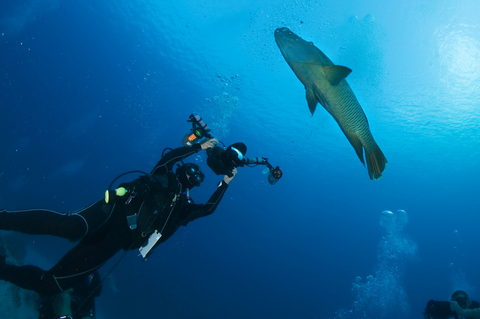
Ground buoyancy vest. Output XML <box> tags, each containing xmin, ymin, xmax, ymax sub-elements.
<box><xmin>115</xmin><ymin>174</ymin><xmax>181</xmax><ymax>249</ymax></box>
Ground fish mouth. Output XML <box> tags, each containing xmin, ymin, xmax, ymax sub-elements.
<box><xmin>274</xmin><ymin>28</ymin><xmax>299</xmax><ymax>60</ymax></box>
<box><xmin>274</xmin><ymin>27</ymin><xmax>314</xmax><ymax>63</ymax></box>
<box><xmin>274</xmin><ymin>28</ymin><xmax>299</xmax><ymax>47</ymax></box>
<box><xmin>274</xmin><ymin>27</ymin><xmax>298</xmax><ymax>40</ymax></box>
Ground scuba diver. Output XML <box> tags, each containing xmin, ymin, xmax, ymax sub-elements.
<box><xmin>0</xmin><ymin>138</ymin><xmax>236</xmax><ymax>298</ymax></box>
<box><xmin>37</xmin><ymin>271</ymin><xmax>102</xmax><ymax>319</ymax></box>
<box><xmin>424</xmin><ymin>290</ymin><xmax>480</xmax><ymax>319</ymax></box>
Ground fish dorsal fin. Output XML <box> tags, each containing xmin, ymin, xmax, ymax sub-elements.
<box><xmin>323</xmin><ymin>65</ymin><xmax>352</xmax><ymax>86</ymax></box>
<box><xmin>306</xmin><ymin>88</ymin><xmax>318</xmax><ymax>115</ymax></box>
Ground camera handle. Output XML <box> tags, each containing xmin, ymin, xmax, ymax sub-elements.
<box><xmin>182</xmin><ymin>114</ymin><xmax>213</xmax><ymax>147</ymax></box>
<box><xmin>188</xmin><ymin>114</ymin><xmax>212</xmax><ymax>139</ymax></box>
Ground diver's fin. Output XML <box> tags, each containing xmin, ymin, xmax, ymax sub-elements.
<box><xmin>365</xmin><ymin>144</ymin><xmax>388</xmax><ymax>180</ymax></box>
<box><xmin>306</xmin><ymin>88</ymin><xmax>318</xmax><ymax>115</ymax></box>
<box><xmin>323</xmin><ymin>65</ymin><xmax>352</xmax><ymax>86</ymax></box>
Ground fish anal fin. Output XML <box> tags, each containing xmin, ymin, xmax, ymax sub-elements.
<box><xmin>343</xmin><ymin>129</ymin><xmax>365</xmax><ymax>165</ymax></box>
<box><xmin>306</xmin><ymin>88</ymin><xmax>317</xmax><ymax>115</ymax></box>
<box><xmin>323</xmin><ymin>65</ymin><xmax>352</xmax><ymax>86</ymax></box>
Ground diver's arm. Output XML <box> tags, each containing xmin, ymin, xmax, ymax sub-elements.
<box><xmin>179</xmin><ymin>168</ymin><xmax>236</xmax><ymax>226</ymax></box>
<box><xmin>451</xmin><ymin>302</ymin><xmax>480</xmax><ymax>319</ymax></box>
<box><xmin>458</xmin><ymin>308</ymin><xmax>480</xmax><ymax>319</ymax></box>
<box><xmin>179</xmin><ymin>182</ymin><xmax>229</xmax><ymax>226</ymax></box>
<box><xmin>151</xmin><ymin>139</ymin><xmax>217</xmax><ymax>175</ymax></box>
<box><xmin>151</xmin><ymin>144</ymin><xmax>202</xmax><ymax>175</ymax></box>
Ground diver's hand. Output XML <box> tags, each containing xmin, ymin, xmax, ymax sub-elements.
<box><xmin>451</xmin><ymin>301</ymin><xmax>466</xmax><ymax>316</ymax></box>
<box><xmin>201</xmin><ymin>138</ymin><xmax>218</xmax><ymax>150</ymax></box>
<box><xmin>224</xmin><ymin>168</ymin><xmax>237</xmax><ymax>184</ymax></box>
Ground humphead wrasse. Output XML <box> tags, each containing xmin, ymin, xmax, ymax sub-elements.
<box><xmin>274</xmin><ymin>27</ymin><xmax>387</xmax><ymax>180</ymax></box>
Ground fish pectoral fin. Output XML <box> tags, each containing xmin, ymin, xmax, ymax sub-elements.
<box><xmin>323</xmin><ymin>65</ymin><xmax>352</xmax><ymax>86</ymax></box>
<box><xmin>306</xmin><ymin>88</ymin><xmax>318</xmax><ymax>115</ymax></box>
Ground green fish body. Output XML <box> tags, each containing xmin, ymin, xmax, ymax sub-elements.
<box><xmin>274</xmin><ymin>27</ymin><xmax>387</xmax><ymax>180</ymax></box>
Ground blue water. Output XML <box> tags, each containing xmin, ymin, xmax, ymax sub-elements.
<box><xmin>1</xmin><ymin>0</ymin><xmax>480</xmax><ymax>318</ymax></box>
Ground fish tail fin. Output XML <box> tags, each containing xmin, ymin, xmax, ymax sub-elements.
<box><xmin>365</xmin><ymin>144</ymin><xmax>387</xmax><ymax>180</ymax></box>
<box><xmin>343</xmin><ymin>129</ymin><xmax>387</xmax><ymax>180</ymax></box>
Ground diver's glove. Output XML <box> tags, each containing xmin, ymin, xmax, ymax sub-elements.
<box><xmin>424</xmin><ymin>300</ymin><xmax>457</xmax><ymax>319</ymax></box>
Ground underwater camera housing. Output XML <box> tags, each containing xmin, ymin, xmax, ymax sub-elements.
<box><xmin>423</xmin><ymin>300</ymin><xmax>457</xmax><ymax>319</ymax></box>
<box><xmin>206</xmin><ymin>143</ymin><xmax>246</xmax><ymax>177</ymax></box>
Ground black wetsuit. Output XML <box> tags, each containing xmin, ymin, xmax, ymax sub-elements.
<box><xmin>0</xmin><ymin>144</ymin><xmax>229</xmax><ymax>296</ymax></box>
